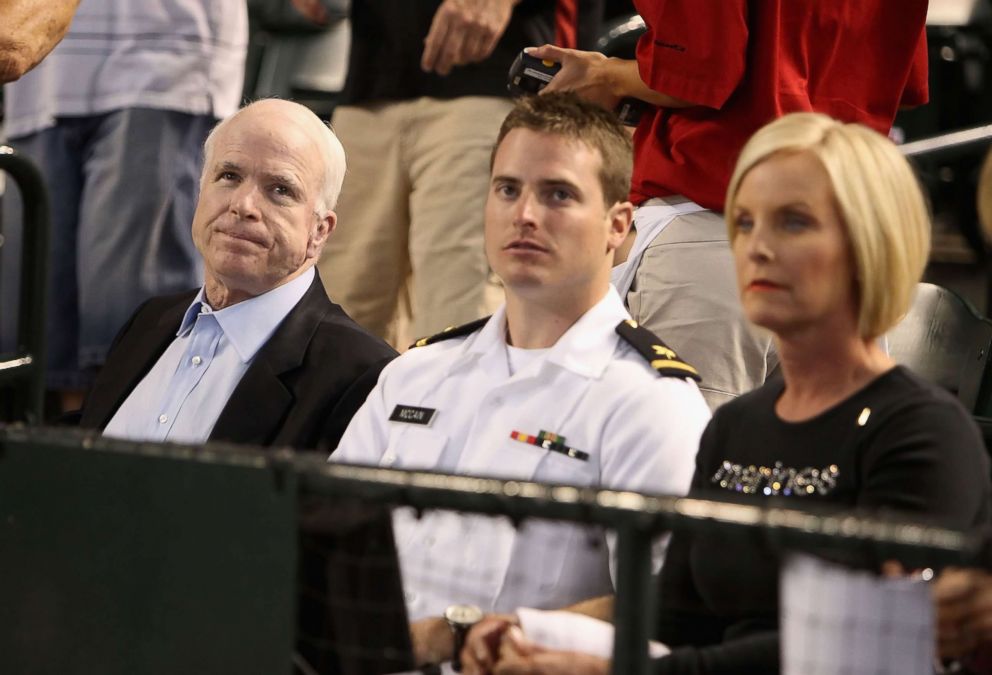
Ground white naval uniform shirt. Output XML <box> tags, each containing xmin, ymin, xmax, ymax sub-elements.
<box><xmin>332</xmin><ymin>289</ymin><xmax>711</xmax><ymax>619</ymax></box>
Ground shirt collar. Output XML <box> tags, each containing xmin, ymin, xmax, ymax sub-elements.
<box><xmin>455</xmin><ymin>287</ymin><xmax>629</xmax><ymax>379</ymax></box>
<box><xmin>177</xmin><ymin>267</ymin><xmax>314</xmax><ymax>363</ymax></box>
<box><xmin>542</xmin><ymin>287</ymin><xmax>629</xmax><ymax>378</ymax></box>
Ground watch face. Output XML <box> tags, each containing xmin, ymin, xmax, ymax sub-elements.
<box><xmin>444</xmin><ymin>604</ymin><xmax>484</xmax><ymax>626</ymax></box>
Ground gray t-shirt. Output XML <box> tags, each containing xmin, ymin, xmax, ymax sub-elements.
<box><xmin>3</xmin><ymin>0</ymin><xmax>248</xmax><ymax>138</ymax></box>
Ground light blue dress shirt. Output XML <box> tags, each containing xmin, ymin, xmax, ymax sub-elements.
<box><xmin>103</xmin><ymin>268</ymin><xmax>315</xmax><ymax>444</ymax></box>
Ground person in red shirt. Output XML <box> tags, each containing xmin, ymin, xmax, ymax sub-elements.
<box><xmin>523</xmin><ymin>0</ymin><xmax>929</xmax><ymax>411</ymax></box>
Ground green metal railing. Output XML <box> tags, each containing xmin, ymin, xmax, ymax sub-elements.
<box><xmin>0</xmin><ymin>427</ymin><xmax>980</xmax><ymax>675</ymax></box>
<box><xmin>0</xmin><ymin>147</ymin><xmax>50</xmax><ymax>423</ymax></box>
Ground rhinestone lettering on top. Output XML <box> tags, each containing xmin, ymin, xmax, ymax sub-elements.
<box><xmin>711</xmin><ymin>461</ymin><xmax>840</xmax><ymax>497</ymax></box>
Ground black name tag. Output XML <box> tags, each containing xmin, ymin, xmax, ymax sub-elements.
<box><xmin>389</xmin><ymin>405</ymin><xmax>438</xmax><ymax>426</ymax></box>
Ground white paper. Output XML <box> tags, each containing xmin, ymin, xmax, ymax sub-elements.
<box><xmin>781</xmin><ymin>553</ymin><xmax>934</xmax><ymax>675</ymax></box>
<box><xmin>516</xmin><ymin>607</ymin><xmax>670</xmax><ymax>659</ymax></box>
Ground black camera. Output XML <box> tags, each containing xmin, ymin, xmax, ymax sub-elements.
<box><xmin>506</xmin><ymin>50</ymin><xmax>646</xmax><ymax>126</ymax></box>
<box><xmin>507</xmin><ymin>51</ymin><xmax>561</xmax><ymax>97</ymax></box>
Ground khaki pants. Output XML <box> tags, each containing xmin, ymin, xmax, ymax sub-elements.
<box><xmin>627</xmin><ymin>207</ymin><xmax>779</xmax><ymax>410</ymax></box>
<box><xmin>1</xmin><ymin>108</ymin><xmax>211</xmax><ymax>389</ymax></box>
<box><xmin>318</xmin><ymin>96</ymin><xmax>510</xmax><ymax>349</ymax></box>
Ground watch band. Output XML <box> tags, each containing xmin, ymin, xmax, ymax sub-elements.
<box><xmin>444</xmin><ymin>604</ymin><xmax>484</xmax><ymax>672</ymax></box>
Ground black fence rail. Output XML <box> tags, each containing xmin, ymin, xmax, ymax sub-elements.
<box><xmin>0</xmin><ymin>426</ymin><xmax>982</xmax><ymax>675</ymax></box>
<box><xmin>299</xmin><ymin>457</ymin><xmax>978</xmax><ymax>674</ymax></box>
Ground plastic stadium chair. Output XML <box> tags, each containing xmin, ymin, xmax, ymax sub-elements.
<box><xmin>0</xmin><ymin>146</ymin><xmax>50</xmax><ymax>423</ymax></box>
<box><xmin>245</xmin><ymin>0</ymin><xmax>350</xmax><ymax>120</ymax></box>
<box><xmin>887</xmin><ymin>282</ymin><xmax>992</xmax><ymax>413</ymax></box>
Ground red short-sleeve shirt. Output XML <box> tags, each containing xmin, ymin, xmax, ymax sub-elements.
<box><xmin>630</xmin><ymin>0</ymin><xmax>929</xmax><ymax>210</ymax></box>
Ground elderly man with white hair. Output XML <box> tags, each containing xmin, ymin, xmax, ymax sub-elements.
<box><xmin>78</xmin><ymin>98</ymin><xmax>396</xmax><ymax>451</ymax></box>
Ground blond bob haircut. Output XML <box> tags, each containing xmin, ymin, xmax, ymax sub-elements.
<box><xmin>725</xmin><ymin>112</ymin><xmax>931</xmax><ymax>340</ymax></box>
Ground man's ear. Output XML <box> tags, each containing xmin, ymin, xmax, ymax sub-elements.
<box><xmin>605</xmin><ymin>200</ymin><xmax>634</xmax><ymax>252</ymax></box>
<box><xmin>307</xmin><ymin>210</ymin><xmax>337</xmax><ymax>260</ymax></box>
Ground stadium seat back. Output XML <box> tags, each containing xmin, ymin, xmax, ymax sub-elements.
<box><xmin>888</xmin><ymin>282</ymin><xmax>992</xmax><ymax>414</ymax></box>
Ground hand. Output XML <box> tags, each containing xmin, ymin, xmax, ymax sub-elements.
<box><xmin>421</xmin><ymin>0</ymin><xmax>517</xmax><ymax>76</ymax></box>
<box><xmin>410</xmin><ymin>616</ymin><xmax>455</xmax><ymax>666</ymax></box>
<box><xmin>493</xmin><ymin>632</ymin><xmax>610</xmax><ymax>675</ymax></box>
<box><xmin>527</xmin><ymin>45</ymin><xmax>622</xmax><ymax>111</ymax></box>
<box><xmin>966</xmin><ymin>571</ymin><xmax>992</xmax><ymax>647</ymax></box>
<box><xmin>290</xmin><ymin>0</ymin><xmax>329</xmax><ymax>25</ymax></box>
<box><xmin>932</xmin><ymin>568</ymin><xmax>981</xmax><ymax>659</ymax></box>
<box><xmin>462</xmin><ymin>614</ymin><xmax>519</xmax><ymax>675</ymax></box>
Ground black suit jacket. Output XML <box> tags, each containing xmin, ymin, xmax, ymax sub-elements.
<box><xmin>79</xmin><ymin>273</ymin><xmax>396</xmax><ymax>452</ymax></box>
<box><xmin>77</xmin><ymin>273</ymin><xmax>412</xmax><ymax>674</ymax></box>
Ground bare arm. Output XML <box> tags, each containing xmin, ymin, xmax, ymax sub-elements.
<box><xmin>561</xmin><ymin>594</ymin><xmax>613</xmax><ymax>621</ymax></box>
<box><xmin>410</xmin><ymin>616</ymin><xmax>456</xmax><ymax>667</ymax></box>
<box><xmin>529</xmin><ymin>45</ymin><xmax>697</xmax><ymax>112</ymax></box>
<box><xmin>0</xmin><ymin>0</ymin><xmax>80</xmax><ymax>83</ymax></box>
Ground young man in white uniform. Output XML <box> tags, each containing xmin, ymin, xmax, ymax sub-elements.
<box><xmin>331</xmin><ymin>93</ymin><xmax>711</xmax><ymax>666</ymax></box>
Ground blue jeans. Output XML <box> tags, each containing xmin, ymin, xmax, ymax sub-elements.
<box><xmin>1</xmin><ymin>108</ymin><xmax>212</xmax><ymax>389</ymax></box>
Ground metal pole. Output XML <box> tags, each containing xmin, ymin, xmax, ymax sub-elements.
<box><xmin>0</xmin><ymin>146</ymin><xmax>50</xmax><ymax>423</ymax></box>
<box><xmin>612</xmin><ymin>524</ymin><xmax>656</xmax><ymax>675</ymax></box>
<box><xmin>900</xmin><ymin>123</ymin><xmax>992</xmax><ymax>161</ymax></box>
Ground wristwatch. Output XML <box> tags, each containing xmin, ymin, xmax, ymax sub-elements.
<box><xmin>444</xmin><ymin>604</ymin><xmax>484</xmax><ymax>672</ymax></box>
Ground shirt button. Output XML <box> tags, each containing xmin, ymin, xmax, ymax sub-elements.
<box><xmin>382</xmin><ymin>452</ymin><xmax>396</xmax><ymax>467</ymax></box>
<box><xmin>158</xmin><ymin>414</ymin><xmax>168</xmax><ymax>424</ymax></box>
<box><xmin>191</xmin><ymin>355</ymin><xmax>202</xmax><ymax>366</ymax></box>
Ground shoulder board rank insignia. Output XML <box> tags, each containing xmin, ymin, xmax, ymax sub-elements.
<box><xmin>410</xmin><ymin>316</ymin><xmax>491</xmax><ymax>349</ymax></box>
<box><xmin>615</xmin><ymin>319</ymin><xmax>701</xmax><ymax>381</ymax></box>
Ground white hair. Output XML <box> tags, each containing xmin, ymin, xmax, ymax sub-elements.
<box><xmin>202</xmin><ymin>99</ymin><xmax>346</xmax><ymax>217</ymax></box>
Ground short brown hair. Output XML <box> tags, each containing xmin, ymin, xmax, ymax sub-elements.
<box><xmin>491</xmin><ymin>93</ymin><xmax>633</xmax><ymax>206</ymax></box>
